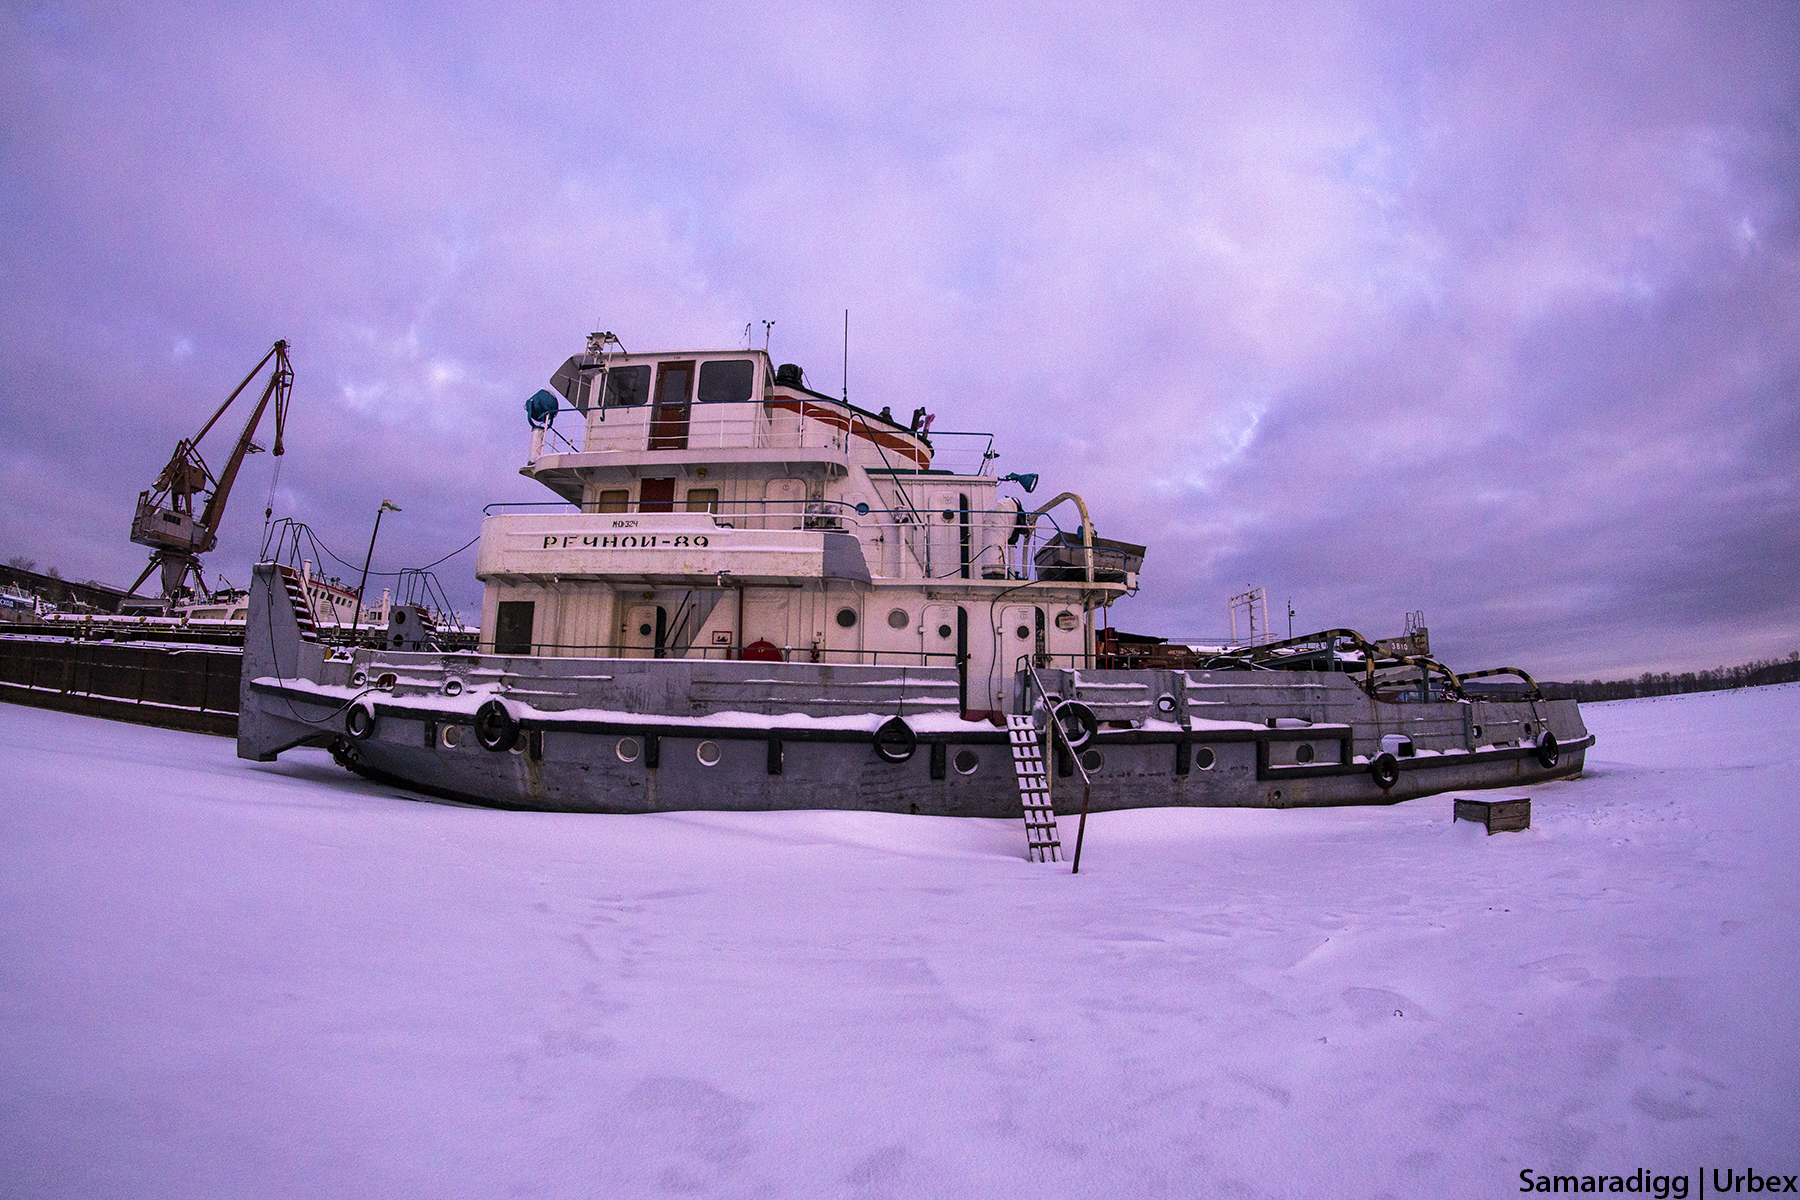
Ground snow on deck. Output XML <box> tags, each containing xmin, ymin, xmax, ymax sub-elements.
<box><xmin>2</xmin><ymin>685</ymin><xmax>1796</xmax><ymax>1197</ymax></box>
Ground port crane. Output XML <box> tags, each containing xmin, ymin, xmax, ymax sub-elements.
<box><xmin>128</xmin><ymin>340</ymin><xmax>292</xmax><ymax>609</ymax></box>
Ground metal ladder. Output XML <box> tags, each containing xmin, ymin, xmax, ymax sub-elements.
<box><xmin>1008</xmin><ymin>713</ymin><xmax>1060</xmax><ymax>862</ymax></box>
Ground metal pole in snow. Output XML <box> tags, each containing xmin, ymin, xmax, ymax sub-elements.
<box><xmin>1071</xmin><ymin>782</ymin><xmax>1092</xmax><ymax>873</ymax></box>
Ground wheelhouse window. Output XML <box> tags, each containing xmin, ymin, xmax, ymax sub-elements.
<box><xmin>698</xmin><ymin>359</ymin><xmax>754</xmax><ymax>405</ymax></box>
<box><xmin>602</xmin><ymin>365</ymin><xmax>651</xmax><ymax>407</ymax></box>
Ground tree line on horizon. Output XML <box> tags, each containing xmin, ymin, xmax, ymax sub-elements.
<box><xmin>1541</xmin><ymin>651</ymin><xmax>1800</xmax><ymax>702</ymax></box>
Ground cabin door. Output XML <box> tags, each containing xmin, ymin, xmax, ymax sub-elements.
<box><xmin>764</xmin><ymin>478</ymin><xmax>805</xmax><ymax>530</ymax></box>
<box><xmin>923</xmin><ymin>603</ymin><xmax>966</xmax><ymax>712</ymax></box>
<box><xmin>823</xmin><ymin>593</ymin><xmax>862</xmax><ymax>661</ymax></box>
<box><xmin>624</xmin><ymin>604</ymin><xmax>666</xmax><ymax>658</ymax></box>
<box><xmin>649</xmin><ymin>361</ymin><xmax>693</xmax><ymax>450</ymax></box>
<box><xmin>640</xmin><ymin>478</ymin><xmax>676</xmax><ymax>513</ymax></box>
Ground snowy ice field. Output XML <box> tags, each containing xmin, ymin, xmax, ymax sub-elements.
<box><xmin>2</xmin><ymin>686</ymin><xmax>1796</xmax><ymax>1199</ymax></box>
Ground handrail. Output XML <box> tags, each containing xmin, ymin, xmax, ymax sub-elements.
<box><xmin>1235</xmin><ymin>627</ymin><xmax>1466</xmax><ymax>700</ymax></box>
<box><xmin>1453</xmin><ymin>666</ymin><xmax>1544</xmax><ymax>701</ymax></box>
<box><xmin>1017</xmin><ymin>655</ymin><xmax>1095</xmax><ymax>873</ymax></box>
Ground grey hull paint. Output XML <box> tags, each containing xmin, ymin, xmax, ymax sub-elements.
<box><xmin>240</xmin><ymin>565</ymin><xmax>1590</xmax><ymax>815</ymax></box>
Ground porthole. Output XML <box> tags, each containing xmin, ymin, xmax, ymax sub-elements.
<box><xmin>1156</xmin><ymin>694</ymin><xmax>1177</xmax><ymax>715</ymax></box>
<box><xmin>616</xmin><ymin>737</ymin><xmax>640</xmax><ymax>763</ymax></box>
<box><xmin>952</xmin><ymin>749</ymin><xmax>980</xmax><ymax>775</ymax></box>
<box><xmin>836</xmin><ymin>608</ymin><xmax>858</xmax><ymax>629</ymax></box>
<box><xmin>854</xmin><ymin>502</ymin><xmax>871</xmax><ymax>515</ymax></box>
<box><xmin>1055</xmin><ymin>611</ymin><xmax>1079</xmax><ymax>632</ymax></box>
<box><xmin>441</xmin><ymin>724</ymin><xmax>462</xmax><ymax>748</ymax></box>
<box><xmin>638</xmin><ymin>622</ymin><xmax>653</xmax><ymax>637</ymax></box>
<box><xmin>696</xmin><ymin>741</ymin><xmax>722</xmax><ymax>767</ymax></box>
<box><xmin>1296</xmin><ymin>742</ymin><xmax>1315</xmax><ymax>764</ymax></box>
<box><xmin>937</xmin><ymin>623</ymin><xmax>953</xmax><ymax>639</ymax></box>
<box><xmin>442</xmin><ymin>678</ymin><xmax>464</xmax><ymax>697</ymax></box>
<box><xmin>375</xmin><ymin>672</ymin><xmax>397</xmax><ymax>691</ymax></box>
<box><xmin>1080</xmin><ymin>748</ymin><xmax>1105</xmax><ymax>773</ymax></box>
<box><xmin>1015</xmin><ymin>624</ymin><xmax>1031</xmax><ymax>640</ymax></box>
<box><xmin>940</xmin><ymin>509</ymin><xmax>956</xmax><ymax>522</ymax></box>
<box><xmin>1523</xmin><ymin>722</ymin><xmax>1534</xmax><ymax>734</ymax></box>
<box><xmin>887</xmin><ymin>608</ymin><xmax>910</xmax><ymax>630</ymax></box>
<box><xmin>1473</xmin><ymin>724</ymin><xmax>1483</xmax><ymax>738</ymax></box>
<box><xmin>350</xmin><ymin>669</ymin><xmax>368</xmax><ymax>687</ymax></box>
<box><xmin>1195</xmin><ymin>747</ymin><xmax>1216</xmax><ymax>770</ymax></box>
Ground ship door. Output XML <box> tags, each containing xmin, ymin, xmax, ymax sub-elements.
<box><xmin>923</xmin><ymin>602</ymin><xmax>967</xmax><ymax>713</ymax></box>
<box><xmin>824</xmin><ymin>594</ymin><xmax>862</xmax><ymax>661</ymax></box>
<box><xmin>625</xmin><ymin>604</ymin><xmax>666</xmax><ymax>658</ymax></box>
<box><xmin>640</xmin><ymin>478</ymin><xmax>676</xmax><ymax>513</ymax></box>
<box><xmin>999</xmin><ymin>605</ymin><xmax>1037</xmax><ymax>674</ymax></box>
<box><xmin>765</xmin><ymin>478</ymin><xmax>805</xmax><ymax>530</ymax></box>
<box><xmin>649</xmin><ymin>361</ymin><xmax>693</xmax><ymax>450</ymax></box>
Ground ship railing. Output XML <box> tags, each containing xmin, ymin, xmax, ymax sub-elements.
<box><xmin>526</xmin><ymin>395</ymin><xmax>998</xmax><ymax>475</ymax></box>
<box><xmin>447</xmin><ymin>642</ymin><xmax>1091</xmax><ymax>668</ymax></box>
<box><xmin>478</xmin><ymin>497</ymin><xmax>1115</xmax><ymax>587</ymax></box>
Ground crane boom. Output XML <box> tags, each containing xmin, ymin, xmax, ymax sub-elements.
<box><xmin>128</xmin><ymin>340</ymin><xmax>293</xmax><ymax>608</ymax></box>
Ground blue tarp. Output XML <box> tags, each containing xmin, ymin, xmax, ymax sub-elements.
<box><xmin>525</xmin><ymin>389</ymin><xmax>560</xmax><ymax>428</ymax></box>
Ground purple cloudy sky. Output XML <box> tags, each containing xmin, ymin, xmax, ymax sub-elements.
<box><xmin>3</xmin><ymin>2</ymin><xmax>1795</xmax><ymax>679</ymax></box>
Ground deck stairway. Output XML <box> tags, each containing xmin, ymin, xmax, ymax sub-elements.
<box><xmin>1008</xmin><ymin>713</ymin><xmax>1060</xmax><ymax>863</ymax></box>
<box><xmin>273</xmin><ymin>565</ymin><xmax>319</xmax><ymax>639</ymax></box>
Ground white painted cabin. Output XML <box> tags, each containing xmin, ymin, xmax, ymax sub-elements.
<box><xmin>475</xmin><ymin>338</ymin><xmax>1135</xmax><ymax>719</ymax></box>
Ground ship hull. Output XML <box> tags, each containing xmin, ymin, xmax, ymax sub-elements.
<box><xmin>239</xmin><ymin>566</ymin><xmax>1589</xmax><ymax>816</ymax></box>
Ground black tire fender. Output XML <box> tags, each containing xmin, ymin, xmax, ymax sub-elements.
<box><xmin>474</xmin><ymin>699</ymin><xmax>520</xmax><ymax>753</ymax></box>
<box><xmin>1535</xmin><ymin>731</ymin><xmax>1560</xmax><ymax>769</ymax></box>
<box><xmin>345</xmin><ymin>704</ymin><xmax>376</xmax><ymax>741</ymax></box>
<box><xmin>1370</xmin><ymin>751</ymin><xmax>1400</xmax><ymax>790</ymax></box>
<box><xmin>1053</xmin><ymin>701</ymin><xmax>1099</xmax><ymax>750</ymax></box>
<box><xmin>873</xmin><ymin>716</ymin><xmax>917</xmax><ymax>763</ymax></box>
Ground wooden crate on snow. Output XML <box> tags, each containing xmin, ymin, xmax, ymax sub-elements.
<box><xmin>1453</xmin><ymin>795</ymin><xmax>1531</xmax><ymax>834</ymax></box>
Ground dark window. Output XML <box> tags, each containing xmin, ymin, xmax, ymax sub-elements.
<box><xmin>603</xmin><ymin>365</ymin><xmax>651</xmax><ymax>406</ymax></box>
<box><xmin>594</xmin><ymin>489</ymin><xmax>629</xmax><ymax>513</ymax></box>
<box><xmin>836</xmin><ymin>607</ymin><xmax>857</xmax><ymax>628</ymax></box>
<box><xmin>1195</xmin><ymin>746</ymin><xmax>1216</xmax><ymax>770</ymax></box>
<box><xmin>1296</xmin><ymin>743</ymin><xmax>1315</xmax><ymax>763</ymax></box>
<box><xmin>698</xmin><ymin>359</ymin><xmax>755</xmax><ymax>404</ymax></box>
<box><xmin>495</xmin><ymin>601</ymin><xmax>535</xmax><ymax>655</ymax></box>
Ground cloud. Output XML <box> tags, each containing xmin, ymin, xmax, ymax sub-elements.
<box><xmin>0</xmin><ymin>0</ymin><xmax>1794</xmax><ymax>675</ymax></box>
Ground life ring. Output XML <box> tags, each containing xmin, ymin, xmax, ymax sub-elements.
<box><xmin>1535</xmin><ymin>731</ymin><xmax>1560</xmax><ymax>769</ymax></box>
<box><xmin>474</xmin><ymin>699</ymin><xmax>520</xmax><ymax>753</ymax></box>
<box><xmin>873</xmin><ymin>716</ymin><xmax>917</xmax><ymax>763</ymax></box>
<box><xmin>1370</xmin><ymin>751</ymin><xmax>1400</xmax><ymax>790</ymax></box>
<box><xmin>345</xmin><ymin>705</ymin><xmax>376</xmax><ymax>741</ymax></box>
<box><xmin>1052</xmin><ymin>701</ymin><xmax>1099</xmax><ymax>750</ymax></box>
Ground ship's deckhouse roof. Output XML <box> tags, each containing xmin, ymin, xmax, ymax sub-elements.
<box><xmin>528</xmin><ymin>345</ymin><xmax>956</xmax><ymax>489</ymax></box>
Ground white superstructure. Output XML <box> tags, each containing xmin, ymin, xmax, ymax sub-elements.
<box><xmin>476</xmin><ymin>338</ymin><xmax>1137</xmax><ymax>719</ymax></box>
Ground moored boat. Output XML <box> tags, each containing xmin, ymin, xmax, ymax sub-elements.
<box><xmin>237</xmin><ymin>332</ymin><xmax>1591</xmax><ymax>823</ymax></box>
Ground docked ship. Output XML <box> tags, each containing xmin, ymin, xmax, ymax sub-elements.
<box><xmin>237</xmin><ymin>332</ymin><xmax>1591</xmax><ymax>835</ymax></box>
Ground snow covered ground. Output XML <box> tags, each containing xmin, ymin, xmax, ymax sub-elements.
<box><xmin>2</xmin><ymin>686</ymin><xmax>1796</xmax><ymax>1199</ymax></box>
